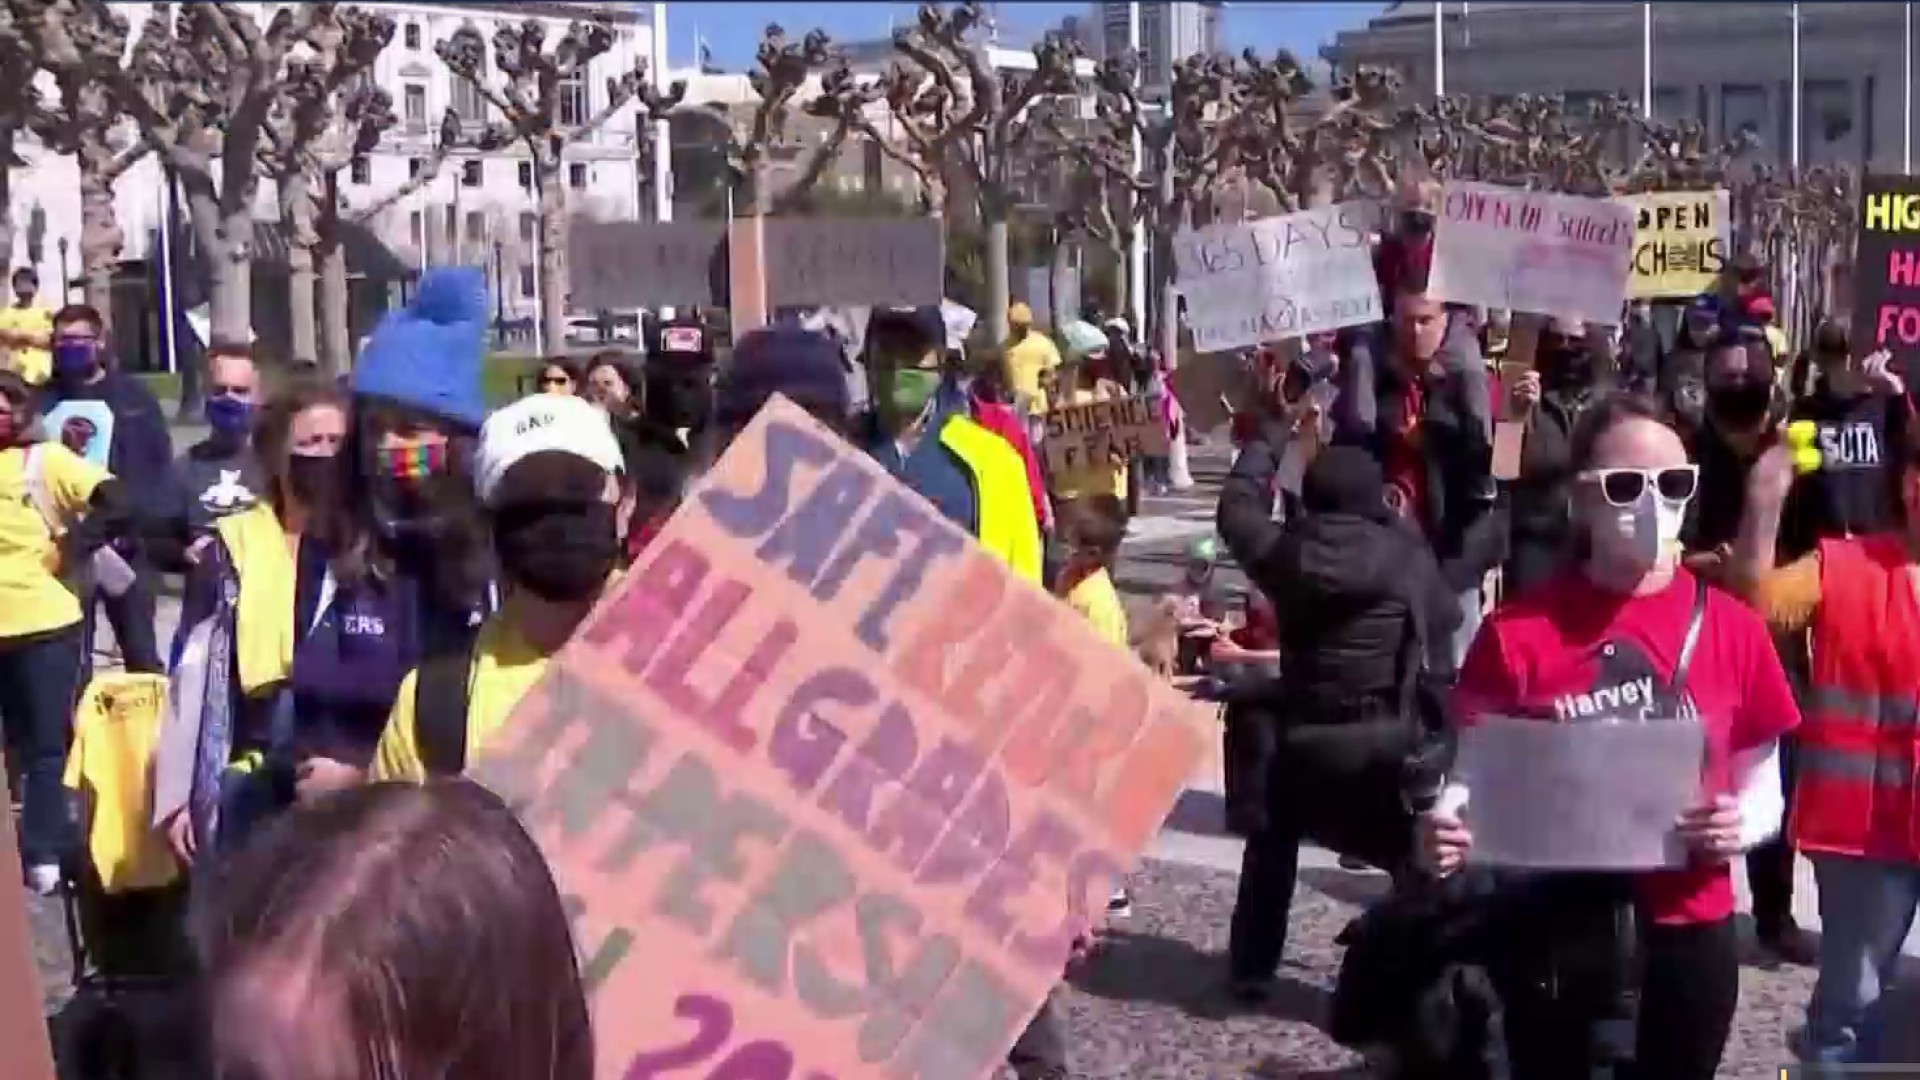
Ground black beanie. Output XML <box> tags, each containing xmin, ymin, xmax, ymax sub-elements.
<box><xmin>1302</xmin><ymin>445</ymin><xmax>1388</xmax><ymax>518</ymax></box>
<box><xmin>716</xmin><ymin>327</ymin><xmax>851</xmax><ymax>430</ymax></box>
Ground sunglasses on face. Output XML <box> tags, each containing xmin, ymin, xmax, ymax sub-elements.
<box><xmin>1579</xmin><ymin>465</ymin><xmax>1699</xmax><ymax>507</ymax></box>
<box><xmin>540</xmin><ymin>375</ymin><xmax>571</xmax><ymax>388</ymax></box>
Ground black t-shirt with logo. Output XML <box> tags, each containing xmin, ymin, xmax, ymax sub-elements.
<box><xmin>1781</xmin><ymin>386</ymin><xmax>1907</xmax><ymax>560</ymax></box>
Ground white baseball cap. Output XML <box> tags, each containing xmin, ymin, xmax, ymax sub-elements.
<box><xmin>474</xmin><ymin>393</ymin><xmax>624</xmax><ymax>505</ymax></box>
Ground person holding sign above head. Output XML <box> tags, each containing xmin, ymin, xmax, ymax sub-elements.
<box><xmin>1732</xmin><ymin>411</ymin><xmax>1920</xmax><ymax>1067</ymax></box>
<box><xmin>1423</xmin><ymin>394</ymin><xmax>1800</xmax><ymax>1080</ymax></box>
<box><xmin>372</xmin><ymin>393</ymin><xmax>628</xmax><ymax>785</ymax></box>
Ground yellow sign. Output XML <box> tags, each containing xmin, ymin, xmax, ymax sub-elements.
<box><xmin>1624</xmin><ymin>190</ymin><xmax>1730</xmax><ymax>298</ymax></box>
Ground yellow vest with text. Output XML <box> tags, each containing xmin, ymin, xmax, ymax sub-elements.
<box><xmin>938</xmin><ymin>414</ymin><xmax>1042</xmax><ymax>585</ymax></box>
<box><xmin>215</xmin><ymin>503</ymin><xmax>298</xmax><ymax>695</ymax></box>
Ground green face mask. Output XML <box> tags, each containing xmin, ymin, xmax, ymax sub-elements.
<box><xmin>887</xmin><ymin>368</ymin><xmax>943</xmax><ymax>421</ymax></box>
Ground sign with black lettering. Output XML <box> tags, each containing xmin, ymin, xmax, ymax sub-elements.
<box><xmin>1853</xmin><ymin>175</ymin><xmax>1920</xmax><ymax>365</ymax></box>
<box><xmin>1622</xmin><ymin>191</ymin><xmax>1729</xmax><ymax>298</ymax></box>
<box><xmin>1043</xmin><ymin>395</ymin><xmax>1173</xmax><ymax>474</ymax></box>
<box><xmin>1172</xmin><ymin>202</ymin><xmax>1384</xmax><ymax>351</ymax></box>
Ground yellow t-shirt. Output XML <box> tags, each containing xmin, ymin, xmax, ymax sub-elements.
<box><xmin>1065</xmin><ymin>567</ymin><xmax>1129</xmax><ymax>652</ymax></box>
<box><xmin>63</xmin><ymin>672</ymin><xmax>178</xmax><ymax>892</ymax></box>
<box><xmin>0</xmin><ymin>305</ymin><xmax>54</xmax><ymax>386</ymax></box>
<box><xmin>1005</xmin><ymin>330</ymin><xmax>1062</xmax><ymax>416</ymax></box>
<box><xmin>371</xmin><ymin>610</ymin><xmax>555</xmax><ymax>784</ymax></box>
<box><xmin>1047</xmin><ymin>382</ymin><xmax>1130</xmax><ymax>502</ymax></box>
<box><xmin>0</xmin><ymin>442</ymin><xmax>109</xmax><ymax>638</ymax></box>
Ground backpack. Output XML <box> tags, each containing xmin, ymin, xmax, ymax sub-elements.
<box><xmin>412</xmin><ymin>621</ymin><xmax>480</xmax><ymax>778</ymax></box>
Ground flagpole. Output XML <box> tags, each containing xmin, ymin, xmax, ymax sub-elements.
<box><xmin>158</xmin><ymin>173</ymin><xmax>178</xmax><ymax>376</ymax></box>
<box><xmin>1790</xmin><ymin>2</ymin><xmax>1802</xmax><ymax>173</ymax></box>
<box><xmin>1433</xmin><ymin>2</ymin><xmax>1445</xmax><ymax>98</ymax></box>
<box><xmin>651</xmin><ymin>2</ymin><xmax>671</xmax><ymax>225</ymax></box>
<box><xmin>1127</xmin><ymin>0</ymin><xmax>1146</xmax><ymax>340</ymax></box>
<box><xmin>1905</xmin><ymin>1</ymin><xmax>1912</xmax><ymax>173</ymax></box>
<box><xmin>1642</xmin><ymin>4</ymin><xmax>1653</xmax><ymax>118</ymax></box>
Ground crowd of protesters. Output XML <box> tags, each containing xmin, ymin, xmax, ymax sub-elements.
<box><xmin>0</xmin><ymin>179</ymin><xmax>1916</xmax><ymax>1080</ymax></box>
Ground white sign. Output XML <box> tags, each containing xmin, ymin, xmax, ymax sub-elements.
<box><xmin>1173</xmin><ymin>203</ymin><xmax>1383</xmax><ymax>352</ymax></box>
<box><xmin>1453</xmin><ymin>716</ymin><xmax>1704</xmax><ymax>871</ymax></box>
<box><xmin>1429</xmin><ymin>181</ymin><xmax>1636</xmax><ymax>326</ymax></box>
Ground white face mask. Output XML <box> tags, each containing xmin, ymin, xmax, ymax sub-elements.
<box><xmin>1584</xmin><ymin>485</ymin><xmax>1688</xmax><ymax>590</ymax></box>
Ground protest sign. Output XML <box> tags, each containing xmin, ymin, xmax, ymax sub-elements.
<box><xmin>1623</xmin><ymin>190</ymin><xmax>1730</xmax><ymax>298</ymax></box>
<box><xmin>569</xmin><ymin>218</ymin><xmax>945</xmax><ymax>315</ymax></box>
<box><xmin>473</xmin><ymin>396</ymin><xmax>1213</xmax><ymax>1080</ymax></box>
<box><xmin>1173</xmin><ymin>202</ymin><xmax>1384</xmax><ymax>352</ymax></box>
<box><xmin>1429</xmin><ymin>181</ymin><xmax>1635</xmax><ymax>325</ymax></box>
<box><xmin>1454</xmin><ymin>717</ymin><xmax>1703</xmax><ymax>870</ymax></box>
<box><xmin>1043</xmin><ymin>395</ymin><xmax>1172</xmax><ymax>474</ymax></box>
<box><xmin>1166</xmin><ymin>352</ymin><xmax>1252</xmax><ymax>433</ymax></box>
<box><xmin>0</xmin><ymin>752</ymin><xmax>55</xmax><ymax>1080</ymax></box>
<box><xmin>1852</xmin><ymin>175</ymin><xmax>1920</xmax><ymax>367</ymax></box>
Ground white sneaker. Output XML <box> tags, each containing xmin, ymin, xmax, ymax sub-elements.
<box><xmin>1105</xmin><ymin>888</ymin><xmax>1132</xmax><ymax>918</ymax></box>
<box><xmin>25</xmin><ymin>864</ymin><xmax>60</xmax><ymax>896</ymax></box>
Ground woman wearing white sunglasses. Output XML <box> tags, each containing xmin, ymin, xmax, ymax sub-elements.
<box><xmin>1418</xmin><ymin>393</ymin><xmax>1800</xmax><ymax>1079</ymax></box>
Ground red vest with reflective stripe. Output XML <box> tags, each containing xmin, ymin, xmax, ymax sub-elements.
<box><xmin>1794</xmin><ymin>535</ymin><xmax>1920</xmax><ymax>862</ymax></box>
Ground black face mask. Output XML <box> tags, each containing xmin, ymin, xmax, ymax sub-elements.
<box><xmin>644</xmin><ymin>371</ymin><xmax>713</xmax><ymax>432</ymax></box>
<box><xmin>283</xmin><ymin>452</ymin><xmax>340</xmax><ymax>507</ymax></box>
<box><xmin>494</xmin><ymin>501</ymin><xmax>619</xmax><ymax>603</ymax></box>
<box><xmin>1708</xmin><ymin>379</ymin><xmax>1773</xmax><ymax>431</ymax></box>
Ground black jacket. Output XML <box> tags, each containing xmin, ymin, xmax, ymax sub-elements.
<box><xmin>40</xmin><ymin>371</ymin><xmax>176</xmax><ymax>534</ymax></box>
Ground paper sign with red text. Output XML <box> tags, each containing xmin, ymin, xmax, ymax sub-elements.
<box><xmin>1430</xmin><ymin>181</ymin><xmax>1635</xmax><ymax>326</ymax></box>
<box><xmin>472</xmin><ymin>395</ymin><xmax>1213</xmax><ymax>1080</ymax></box>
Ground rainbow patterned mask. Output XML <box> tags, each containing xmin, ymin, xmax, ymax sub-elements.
<box><xmin>378</xmin><ymin>441</ymin><xmax>449</xmax><ymax>485</ymax></box>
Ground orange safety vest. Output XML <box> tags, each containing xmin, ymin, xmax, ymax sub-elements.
<box><xmin>1793</xmin><ymin>534</ymin><xmax>1920</xmax><ymax>862</ymax></box>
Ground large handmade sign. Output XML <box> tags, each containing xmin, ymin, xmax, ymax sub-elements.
<box><xmin>1043</xmin><ymin>395</ymin><xmax>1171</xmax><ymax>474</ymax></box>
<box><xmin>473</xmin><ymin>396</ymin><xmax>1212</xmax><ymax>1080</ymax></box>
<box><xmin>1622</xmin><ymin>190</ymin><xmax>1730</xmax><ymax>299</ymax></box>
<box><xmin>569</xmin><ymin>218</ymin><xmax>946</xmax><ymax>313</ymax></box>
<box><xmin>1429</xmin><ymin>181</ymin><xmax>1635</xmax><ymax>325</ymax></box>
<box><xmin>1852</xmin><ymin>175</ymin><xmax>1920</xmax><ymax>366</ymax></box>
<box><xmin>1173</xmin><ymin>202</ymin><xmax>1384</xmax><ymax>352</ymax></box>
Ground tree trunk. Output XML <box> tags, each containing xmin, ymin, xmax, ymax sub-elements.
<box><xmin>985</xmin><ymin>198</ymin><xmax>1010</xmax><ymax>347</ymax></box>
<box><xmin>77</xmin><ymin>156</ymin><xmax>121</xmax><ymax>331</ymax></box>
<box><xmin>1048</xmin><ymin>236</ymin><xmax>1067</xmax><ymax>331</ymax></box>
<box><xmin>1106</xmin><ymin>231</ymin><xmax>1126</xmax><ymax>318</ymax></box>
<box><xmin>0</xmin><ymin>134</ymin><xmax>15</xmax><ymax>280</ymax></box>
<box><xmin>536</xmin><ymin>153</ymin><xmax>567</xmax><ymax>355</ymax></box>
<box><xmin>1155</xmin><ymin>216</ymin><xmax>1191</xmax><ymax>491</ymax></box>
<box><xmin>316</xmin><ymin>174</ymin><xmax>352</xmax><ymax>374</ymax></box>
<box><xmin>279</xmin><ymin>172</ymin><xmax>318</xmax><ymax>369</ymax></box>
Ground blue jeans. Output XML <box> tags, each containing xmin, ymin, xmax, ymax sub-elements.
<box><xmin>1800</xmin><ymin>853</ymin><xmax>1920</xmax><ymax>1063</ymax></box>
<box><xmin>0</xmin><ymin>625</ymin><xmax>86</xmax><ymax>867</ymax></box>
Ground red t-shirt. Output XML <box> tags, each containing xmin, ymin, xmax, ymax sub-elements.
<box><xmin>1452</xmin><ymin>569</ymin><xmax>1801</xmax><ymax>925</ymax></box>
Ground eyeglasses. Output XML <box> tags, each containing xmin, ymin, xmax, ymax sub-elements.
<box><xmin>539</xmin><ymin>375</ymin><xmax>571</xmax><ymax>388</ymax></box>
<box><xmin>1579</xmin><ymin>465</ymin><xmax>1698</xmax><ymax>507</ymax></box>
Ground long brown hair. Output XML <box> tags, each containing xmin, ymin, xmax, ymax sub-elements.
<box><xmin>195</xmin><ymin>781</ymin><xmax>591</xmax><ymax>1080</ymax></box>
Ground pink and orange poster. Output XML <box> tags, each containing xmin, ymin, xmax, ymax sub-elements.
<box><xmin>474</xmin><ymin>396</ymin><xmax>1214</xmax><ymax>1080</ymax></box>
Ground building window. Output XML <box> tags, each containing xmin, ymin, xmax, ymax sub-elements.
<box><xmin>350</xmin><ymin>157</ymin><xmax>371</xmax><ymax>185</ymax></box>
<box><xmin>404</xmin><ymin>22</ymin><xmax>421</xmax><ymax>49</ymax></box>
<box><xmin>519</xmin><ymin>212</ymin><xmax>536</xmax><ymax>245</ymax></box>
<box><xmin>462</xmin><ymin>160</ymin><xmax>482</xmax><ymax>187</ymax></box>
<box><xmin>465</xmin><ymin>210</ymin><xmax>485</xmax><ymax>244</ymax></box>
<box><xmin>409</xmin><ymin>210</ymin><xmax>423</xmax><ymax>247</ymax></box>
<box><xmin>519</xmin><ymin>264</ymin><xmax>535</xmax><ymax>297</ymax></box>
<box><xmin>451</xmin><ymin>74</ymin><xmax>488</xmax><ymax>123</ymax></box>
<box><xmin>408</xmin><ymin>157</ymin><xmax>423</xmax><ymax>180</ymax></box>
<box><xmin>403</xmin><ymin>83</ymin><xmax>426</xmax><ymax>125</ymax></box>
<box><xmin>559</xmin><ymin>70</ymin><xmax>590</xmax><ymax>127</ymax></box>
<box><xmin>568</xmin><ymin>163</ymin><xmax>587</xmax><ymax>189</ymax></box>
<box><xmin>518</xmin><ymin>161</ymin><xmax>532</xmax><ymax>190</ymax></box>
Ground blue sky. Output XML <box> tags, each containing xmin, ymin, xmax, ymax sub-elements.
<box><xmin>665</xmin><ymin>3</ymin><xmax>1388</xmax><ymax>70</ymax></box>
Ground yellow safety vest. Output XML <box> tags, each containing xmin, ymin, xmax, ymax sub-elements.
<box><xmin>938</xmin><ymin>415</ymin><xmax>1043</xmax><ymax>585</ymax></box>
<box><xmin>214</xmin><ymin>503</ymin><xmax>299</xmax><ymax>695</ymax></box>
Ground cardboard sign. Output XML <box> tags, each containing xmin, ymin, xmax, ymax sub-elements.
<box><xmin>1853</xmin><ymin>176</ymin><xmax>1920</xmax><ymax>367</ymax></box>
<box><xmin>569</xmin><ymin>219</ymin><xmax>946</xmax><ymax>312</ymax></box>
<box><xmin>1429</xmin><ymin>181</ymin><xmax>1635</xmax><ymax>326</ymax></box>
<box><xmin>1172</xmin><ymin>203</ymin><xmax>1384</xmax><ymax>352</ymax></box>
<box><xmin>1623</xmin><ymin>190</ymin><xmax>1730</xmax><ymax>299</ymax></box>
<box><xmin>0</xmin><ymin>751</ymin><xmax>56</xmax><ymax>1080</ymax></box>
<box><xmin>1043</xmin><ymin>395</ymin><xmax>1172</xmax><ymax>474</ymax></box>
<box><xmin>472</xmin><ymin>396</ymin><xmax>1212</xmax><ymax>1080</ymax></box>
<box><xmin>1166</xmin><ymin>352</ymin><xmax>1255</xmax><ymax>434</ymax></box>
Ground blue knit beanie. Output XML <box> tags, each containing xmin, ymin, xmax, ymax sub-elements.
<box><xmin>352</xmin><ymin>267</ymin><xmax>488</xmax><ymax>430</ymax></box>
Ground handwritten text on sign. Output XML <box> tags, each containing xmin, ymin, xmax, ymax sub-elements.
<box><xmin>1852</xmin><ymin>176</ymin><xmax>1920</xmax><ymax>367</ymax></box>
<box><xmin>1429</xmin><ymin>181</ymin><xmax>1635</xmax><ymax>325</ymax></box>
<box><xmin>1173</xmin><ymin>203</ymin><xmax>1384</xmax><ymax>352</ymax></box>
<box><xmin>1623</xmin><ymin>190</ymin><xmax>1729</xmax><ymax>299</ymax></box>
<box><xmin>473</xmin><ymin>396</ymin><xmax>1211</xmax><ymax>1080</ymax></box>
<box><xmin>1043</xmin><ymin>396</ymin><xmax>1171</xmax><ymax>474</ymax></box>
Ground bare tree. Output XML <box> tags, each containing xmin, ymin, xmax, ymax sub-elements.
<box><xmin>11</xmin><ymin>0</ymin><xmax>146</xmax><ymax>325</ymax></box>
<box><xmin>438</xmin><ymin>15</ymin><xmax>683</xmax><ymax>351</ymax></box>
<box><xmin>706</xmin><ymin>25</ymin><xmax>881</xmax><ymax>215</ymax></box>
<box><xmin>0</xmin><ymin>3</ymin><xmax>41</xmax><ymax>286</ymax></box>
<box><xmin>257</xmin><ymin>7</ymin><xmax>392</xmax><ymax>369</ymax></box>
<box><xmin>874</xmin><ymin>1</ymin><xmax>1087</xmax><ymax>341</ymax></box>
